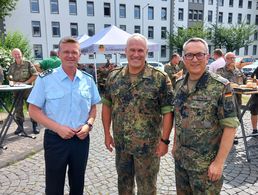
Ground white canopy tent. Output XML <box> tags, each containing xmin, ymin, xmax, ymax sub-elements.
<box><xmin>80</xmin><ymin>25</ymin><xmax>159</xmax><ymax>54</ymax></box>
<box><xmin>76</xmin><ymin>34</ymin><xmax>90</xmax><ymax>44</ymax></box>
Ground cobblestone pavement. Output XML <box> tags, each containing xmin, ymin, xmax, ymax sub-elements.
<box><xmin>0</xmin><ymin>104</ymin><xmax>258</xmax><ymax>194</ymax></box>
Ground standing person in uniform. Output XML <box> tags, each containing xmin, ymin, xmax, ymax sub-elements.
<box><xmin>172</xmin><ymin>38</ymin><xmax>240</xmax><ymax>194</ymax></box>
<box><xmin>34</xmin><ymin>50</ymin><xmax>61</xmax><ymax>72</ymax></box>
<box><xmin>102</xmin><ymin>33</ymin><xmax>173</xmax><ymax>195</ymax></box>
<box><xmin>27</xmin><ymin>37</ymin><xmax>101</xmax><ymax>195</ymax></box>
<box><xmin>250</xmin><ymin>67</ymin><xmax>258</xmax><ymax>134</ymax></box>
<box><xmin>164</xmin><ymin>53</ymin><xmax>183</xmax><ymax>88</ymax></box>
<box><xmin>7</xmin><ymin>48</ymin><xmax>38</xmax><ymax>134</ymax></box>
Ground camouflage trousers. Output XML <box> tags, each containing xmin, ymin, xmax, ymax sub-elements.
<box><xmin>115</xmin><ymin>150</ymin><xmax>160</xmax><ymax>195</ymax></box>
<box><xmin>175</xmin><ymin>160</ymin><xmax>223</xmax><ymax>195</ymax></box>
<box><xmin>13</xmin><ymin>88</ymin><xmax>32</xmax><ymax>122</ymax></box>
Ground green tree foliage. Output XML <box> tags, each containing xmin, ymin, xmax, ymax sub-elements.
<box><xmin>0</xmin><ymin>31</ymin><xmax>32</xmax><ymax>60</ymax></box>
<box><xmin>168</xmin><ymin>22</ymin><xmax>208</xmax><ymax>55</ymax></box>
<box><xmin>210</xmin><ymin>23</ymin><xmax>256</xmax><ymax>52</ymax></box>
<box><xmin>0</xmin><ymin>0</ymin><xmax>18</xmax><ymax>19</ymax></box>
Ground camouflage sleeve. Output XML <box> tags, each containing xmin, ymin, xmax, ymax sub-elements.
<box><xmin>101</xmin><ymin>71</ymin><xmax>112</xmax><ymax>107</ymax></box>
<box><xmin>218</xmin><ymin>84</ymin><xmax>240</xmax><ymax>128</ymax></box>
<box><xmin>29</xmin><ymin>61</ymin><xmax>38</xmax><ymax>76</ymax></box>
<box><xmin>160</xmin><ymin>73</ymin><xmax>173</xmax><ymax>114</ymax></box>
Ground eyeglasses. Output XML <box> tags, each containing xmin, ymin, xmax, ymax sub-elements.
<box><xmin>184</xmin><ymin>53</ymin><xmax>207</xmax><ymax>60</ymax></box>
<box><xmin>226</xmin><ymin>56</ymin><xmax>236</xmax><ymax>60</ymax></box>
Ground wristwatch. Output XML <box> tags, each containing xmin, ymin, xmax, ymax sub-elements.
<box><xmin>85</xmin><ymin>122</ymin><xmax>93</xmax><ymax>130</ymax></box>
<box><xmin>161</xmin><ymin>138</ymin><xmax>170</xmax><ymax>145</ymax></box>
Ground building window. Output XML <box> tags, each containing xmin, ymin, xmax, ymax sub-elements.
<box><xmin>228</xmin><ymin>13</ymin><xmax>233</xmax><ymax>24</ymax></box>
<box><xmin>246</xmin><ymin>14</ymin><xmax>251</xmax><ymax>24</ymax></box>
<box><xmin>88</xmin><ymin>23</ymin><xmax>95</xmax><ymax>36</ymax></box>
<box><xmin>257</xmin><ymin>1</ymin><xmax>258</xmax><ymax>10</ymax></box>
<box><xmin>30</xmin><ymin>0</ymin><xmax>39</xmax><ymax>13</ymax></box>
<box><xmin>178</xmin><ymin>8</ymin><xmax>184</xmax><ymax>21</ymax></box>
<box><xmin>32</xmin><ymin>21</ymin><xmax>41</xmax><ymax>37</ymax></box>
<box><xmin>208</xmin><ymin>10</ymin><xmax>213</xmax><ymax>22</ymax></box>
<box><xmin>161</xmin><ymin>8</ymin><xmax>167</xmax><ymax>20</ymax></box>
<box><xmin>120</xmin><ymin>25</ymin><xmax>126</xmax><ymax>31</ymax></box>
<box><xmin>244</xmin><ymin>46</ymin><xmax>248</xmax><ymax>55</ymax></box>
<box><xmin>70</xmin><ymin>23</ymin><xmax>78</xmax><ymax>37</ymax></box>
<box><xmin>208</xmin><ymin>0</ymin><xmax>213</xmax><ymax>5</ymax></box>
<box><xmin>256</xmin><ymin>15</ymin><xmax>258</xmax><ymax>25</ymax></box>
<box><xmin>87</xmin><ymin>1</ymin><xmax>94</xmax><ymax>16</ymax></box>
<box><xmin>134</xmin><ymin>5</ymin><xmax>140</xmax><ymax>19</ymax></box>
<box><xmin>161</xmin><ymin>27</ymin><xmax>167</xmax><ymax>39</ymax></box>
<box><xmin>229</xmin><ymin>0</ymin><xmax>233</xmax><ymax>7</ymax></box>
<box><xmin>119</xmin><ymin>4</ymin><xmax>126</xmax><ymax>18</ymax></box>
<box><xmin>218</xmin><ymin>12</ymin><xmax>223</xmax><ymax>23</ymax></box>
<box><xmin>148</xmin><ymin>52</ymin><xmax>154</xmax><ymax>58</ymax></box>
<box><xmin>235</xmin><ymin>49</ymin><xmax>239</xmax><ymax>56</ymax></box>
<box><xmin>134</xmin><ymin>25</ymin><xmax>141</xmax><ymax>33</ymax></box>
<box><xmin>253</xmin><ymin>45</ymin><xmax>257</xmax><ymax>55</ymax></box>
<box><xmin>148</xmin><ymin>26</ymin><xmax>154</xmax><ymax>39</ymax></box>
<box><xmin>218</xmin><ymin>0</ymin><xmax>224</xmax><ymax>6</ymax></box>
<box><xmin>50</xmin><ymin>0</ymin><xmax>59</xmax><ymax>14</ymax></box>
<box><xmin>239</xmin><ymin>0</ymin><xmax>243</xmax><ymax>8</ymax></box>
<box><xmin>254</xmin><ymin>31</ymin><xmax>258</xmax><ymax>40</ymax></box>
<box><xmin>33</xmin><ymin>44</ymin><xmax>43</xmax><ymax>60</ymax></box>
<box><xmin>238</xmin><ymin>13</ymin><xmax>242</xmax><ymax>24</ymax></box>
<box><xmin>189</xmin><ymin>10</ymin><xmax>193</xmax><ymax>20</ymax></box>
<box><xmin>104</xmin><ymin>3</ymin><xmax>111</xmax><ymax>17</ymax></box>
<box><xmin>161</xmin><ymin>45</ymin><xmax>166</xmax><ymax>58</ymax></box>
<box><xmin>69</xmin><ymin>0</ymin><xmax>77</xmax><ymax>15</ymax></box>
<box><xmin>198</xmin><ymin>10</ymin><xmax>203</xmax><ymax>20</ymax></box>
<box><xmin>148</xmin><ymin>7</ymin><xmax>154</xmax><ymax>20</ymax></box>
<box><xmin>179</xmin><ymin>0</ymin><xmax>184</xmax><ymax>2</ymax></box>
<box><xmin>248</xmin><ymin>1</ymin><xmax>252</xmax><ymax>9</ymax></box>
<box><xmin>104</xmin><ymin>24</ymin><xmax>111</xmax><ymax>28</ymax></box>
<box><xmin>52</xmin><ymin>22</ymin><xmax>60</xmax><ymax>37</ymax></box>
<box><xmin>53</xmin><ymin>44</ymin><xmax>59</xmax><ymax>50</ymax></box>
<box><xmin>193</xmin><ymin>10</ymin><xmax>198</xmax><ymax>20</ymax></box>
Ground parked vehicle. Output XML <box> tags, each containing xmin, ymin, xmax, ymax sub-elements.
<box><xmin>241</xmin><ymin>60</ymin><xmax>258</xmax><ymax>77</ymax></box>
<box><xmin>235</xmin><ymin>56</ymin><xmax>256</xmax><ymax>69</ymax></box>
<box><xmin>119</xmin><ymin>61</ymin><xmax>164</xmax><ymax>71</ymax></box>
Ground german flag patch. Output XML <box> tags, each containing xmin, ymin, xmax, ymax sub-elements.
<box><xmin>224</xmin><ymin>91</ymin><xmax>233</xmax><ymax>97</ymax></box>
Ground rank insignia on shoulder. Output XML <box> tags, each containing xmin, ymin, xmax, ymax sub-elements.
<box><xmin>39</xmin><ymin>69</ymin><xmax>53</xmax><ymax>78</ymax></box>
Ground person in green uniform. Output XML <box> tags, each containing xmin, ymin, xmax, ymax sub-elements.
<box><xmin>102</xmin><ymin>33</ymin><xmax>173</xmax><ymax>195</ymax></box>
<box><xmin>34</xmin><ymin>50</ymin><xmax>61</xmax><ymax>72</ymax></box>
<box><xmin>7</xmin><ymin>48</ymin><xmax>39</xmax><ymax>134</ymax></box>
<box><xmin>172</xmin><ymin>38</ymin><xmax>240</xmax><ymax>194</ymax></box>
<box><xmin>164</xmin><ymin>53</ymin><xmax>182</xmax><ymax>88</ymax></box>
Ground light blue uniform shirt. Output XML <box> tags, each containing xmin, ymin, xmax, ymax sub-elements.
<box><xmin>27</xmin><ymin>67</ymin><xmax>101</xmax><ymax>129</ymax></box>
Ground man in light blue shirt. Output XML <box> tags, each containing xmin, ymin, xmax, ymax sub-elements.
<box><xmin>27</xmin><ymin>36</ymin><xmax>101</xmax><ymax>195</ymax></box>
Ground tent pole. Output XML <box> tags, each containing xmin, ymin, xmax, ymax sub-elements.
<box><xmin>94</xmin><ymin>53</ymin><xmax>98</xmax><ymax>85</ymax></box>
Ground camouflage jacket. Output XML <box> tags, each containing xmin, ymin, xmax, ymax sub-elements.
<box><xmin>102</xmin><ymin>64</ymin><xmax>173</xmax><ymax>155</ymax></box>
<box><xmin>164</xmin><ymin>63</ymin><xmax>180</xmax><ymax>86</ymax></box>
<box><xmin>216</xmin><ymin>65</ymin><xmax>246</xmax><ymax>84</ymax></box>
<box><xmin>8</xmin><ymin>60</ymin><xmax>38</xmax><ymax>82</ymax></box>
<box><xmin>173</xmin><ymin>71</ymin><xmax>240</xmax><ymax>171</ymax></box>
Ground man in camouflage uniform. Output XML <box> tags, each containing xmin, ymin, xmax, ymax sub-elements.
<box><xmin>164</xmin><ymin>53</ymin><xmax>182</xmax><ymax>88</ymax></box>
<box><xmin>172</xmin><ymin>38</ymin><xmax>240</xmax><ymax>194</ymax></box>
<box><xmin>7</xmin><ymin>48</ymin><xmax>38</xmax><ymax>134</ymax></box>
<box><xmin>102</xmin><ymin>34</ymin><xmax>173</xmax><ymax>195</ymax></box>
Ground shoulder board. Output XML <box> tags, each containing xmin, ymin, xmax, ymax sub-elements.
<box><xmin>81</xmin><ymin>70</ymin><xmax>93</xmax><ymax>78</ymax></box>
<box><xmin>39</xmin><ymin>69</ymin><xmax>53</xmax><ymax>78</ymax></box>
<box><xmin>109</xmin><ymin>66</ymin><xmax>123</xmax><ymax>73</ymax></box>
<box><xmin>146</xmin><ymin>64</ymin><xmax>167</xmax><ymax>75</ymax></box>
<box><xmin>210</xmin><ymin>72</ymin><xmax>230</xmax><ymax>85</ymax></box>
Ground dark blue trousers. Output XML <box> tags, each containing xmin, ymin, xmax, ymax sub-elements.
<box><xmin>44</xmin><ymin>129</ymin><xmax>90</xmax><ymax>195</ymax></box>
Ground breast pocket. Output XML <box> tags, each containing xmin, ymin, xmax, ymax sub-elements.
<box><xmin>79</xmin><ymin>90</ymin><xmax>92</xmax><ymax>111</ymax></box>
<box><xmin>46</xmin><ymin>91</ymin><xmax>65</xmax><ymax>114</ymax></box>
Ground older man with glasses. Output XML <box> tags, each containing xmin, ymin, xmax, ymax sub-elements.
<box><xmin>172</xmin><ymin>38</ymin><xmax>240</xmax><ymax>194</ymax></box>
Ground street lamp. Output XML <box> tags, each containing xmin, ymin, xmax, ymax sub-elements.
<box><xmin>142</xmin><ymin>3</ymin><xmax>149</xmax><ymax>35</ymax></box>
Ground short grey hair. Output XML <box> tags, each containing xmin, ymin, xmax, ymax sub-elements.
<box><xmin>182</xmin><ymin>37</ymin><xmax>209</xmax><ymax>54</ymax></box>
<box><xmin>126</xmin><ymin>33</ymin><xmax>148</xmax><ymax>48</ymax></box>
